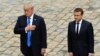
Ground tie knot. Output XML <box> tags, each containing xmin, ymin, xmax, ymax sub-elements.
<box><xmin>28</xmin><ymin>17</ymin><xmax>31</xmax><ymax>19</ymax></box>
<box><xmin>76</xmin><ymin>22</ymin><xmax>79</xmax><ymax>24</ymax></box>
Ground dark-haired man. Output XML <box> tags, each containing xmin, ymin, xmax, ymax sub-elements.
<box><xmin>67</xmin><ymin>8</ymin><xmax>94</xmax><ymax>56</ymax></box>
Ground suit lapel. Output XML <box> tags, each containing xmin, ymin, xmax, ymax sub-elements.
<box><xmin>72</xmin><ymin>21</ymin><xmax>76</xmax><ymax>34</ymax></box>
<box><xmin>32</xmin><ymin>14</ymin><xmax>37</xmax><ymax>25</ymax></box>
<box><xmin>23</xmin><ymin>15</ymin><xmax>27</xmax><ymax>26</ymax></box>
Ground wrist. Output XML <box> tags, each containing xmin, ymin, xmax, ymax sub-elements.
<box><xmin>89</xmin><ymin>53</ymin><xmax>94</xmax><ymax>56</ymax></box>
<box><xmin>25</xmin><ymin>27</ymin><xmax>27</xmax><ymax>33</ymax></box>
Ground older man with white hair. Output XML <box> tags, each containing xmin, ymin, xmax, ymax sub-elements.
<box><xmin>14</xmin><ymin>3</ymin><xmax>47</xmax><ymax>56</ymax></box>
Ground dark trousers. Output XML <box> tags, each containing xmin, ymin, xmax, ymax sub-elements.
<box><xmin>22</xmin><ymin>46</ymin><xmax>44</xmax><ymax>56</ymax></box>
<box><xmin>73</xmin><ymin>51</ymin><xmax>88</xmax><ymax>56</ymax></box>
<box><xmin>23</xmin><ymin>46</ymin><xmax>33</xmax><ymax>56</ymax></box>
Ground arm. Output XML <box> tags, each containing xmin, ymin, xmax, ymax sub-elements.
<box><xmin>68</xmin><ymin>23</ymin><xmax>72</xmax><ymax>52</ymax></box>
<box><xmin>14</xmin><ymin>17</ymin><xmax>26</xmax><ymax>34</ymax></box>
<box><xmin>40</xmin><ymin>18</ymin><xmax>47</xmax><ymax>48</ymax></box>
<box><xmin>88</xmin><ymin>23</ymin><xmax>94</xmax><ymax>53</ymax></box>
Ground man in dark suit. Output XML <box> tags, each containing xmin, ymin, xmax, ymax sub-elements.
<box><xmin>14</xmin><ymin>3</ymin><xmax>47</xmax><ymax>56</ymax></box>
<box><xmin>67</xmin><ymin>8</ymin><xmax>94</xmax><ymax>56</ymax></box>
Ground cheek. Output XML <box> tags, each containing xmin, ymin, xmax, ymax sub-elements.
<box><xmin>76</xmin><ymin>16</ymin><xmax>80</xmax><ymax>18</ymax></box>
<box><xmin>29</xmin><ymin>12</ymin><xmax>32</xmax><ymax>15</ymax></box>
<box><xmin>78</xmin><ymin>16</ymin><xmax>81</xmax><ymax>18</ymax></box>
<box><xmin>27</xmin><ymin>12</ymin><xmax>30</xmax><ymax>15</ymax></box>
<box><xmin>25</xmin><ymin>11</ymin><xmax>28</xmax><ymax>14</ymax></box>
<box><xmin>25</xmin><ymin>12</ymin><xmax>30</xmax><ymax>16</ymax></box>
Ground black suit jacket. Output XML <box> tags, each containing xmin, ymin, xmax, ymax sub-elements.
<box><xmin>14</xmin><ymin>14</ymin><xmax>47</xmax><ymax>55</ymax></box>
<box><xmin>67</xmin><ymin>20</ymin><xmax>94</xmax><ymax>56</ymax></box>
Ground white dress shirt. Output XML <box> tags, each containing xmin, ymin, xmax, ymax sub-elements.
<box><xmin>25</xmin><ymin>14</ymin><xmax>34</xmax><ymax>33</ymax></box>
<box><xmin>75</xmin><ymin>19</ymin><xmax>83</xmax><ymax>34</ymax></box>
<box><xmin>27</xmin><ymin>14</ymin><xmax>34</xmax><ymax>25</ymax></box>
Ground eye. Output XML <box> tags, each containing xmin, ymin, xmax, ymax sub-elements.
<box><xmin>75</xmin><ymin>15</ymin><xmax>80</xmax><ymax>16</ymax></box>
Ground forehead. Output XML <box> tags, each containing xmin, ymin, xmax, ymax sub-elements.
<box><xmin>24</xmin><ymin>7</ymin><xmax>31</xmax><ymax>10</ymax></box>
<box><xmin>74</xmin><ymin>11</ymin><xmax>81</xmax><ymax>15</ymax></box>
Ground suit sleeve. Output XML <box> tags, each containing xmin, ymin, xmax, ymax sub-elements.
<box><xmin>40</xmin><ymin>17</ymin><xmax>47</xmax><ymax>48</ymax></box>
<box><xmin>68</xmin><ymin>23</ymin><xmax>72</xmax><ymax>52</ymax></box>
<box><xmin>88</xmin><ymin>23</ymin><xmax>94</xmax><ymax>53</ymax></box>
<box><xmin>14</xmin><ymin>17</ymin><xmax>26</xmax><ymax>34</ymax></box>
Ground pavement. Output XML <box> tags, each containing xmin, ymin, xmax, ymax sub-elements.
<box><xmin>0</xmin><ymin>0</ymin><xmax>100</xmax><ymax>56</ymax></box>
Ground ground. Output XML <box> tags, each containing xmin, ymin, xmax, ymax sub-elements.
<box><xmin>0</xmin><ymin>0</ymin><xmax>100</xmax><ymax>56</ymax></box>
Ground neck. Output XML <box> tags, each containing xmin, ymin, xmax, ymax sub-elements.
<box><xmin>76</xmin><ymin>19</ymin><xmax>82</xmax><ymax>22</ymax></box>
<box><xmin>28</xmin><ymin>13</ymin><xmax>33</xmax><ymax>18</ymax></box>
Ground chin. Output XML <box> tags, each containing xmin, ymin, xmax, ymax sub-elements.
<box><xmin>26</xmin><ymin>15</ymin><xmax>29</xmax><ymax>17</ymax></box>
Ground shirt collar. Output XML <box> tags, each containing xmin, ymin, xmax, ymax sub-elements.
<box><xmin>27</xmin><ymin>13</ymin><xmax>34</xmax><ymax>19</ymax></box>
<box><xmin>30</xmin><ymin>13</ymin><xmax>34</xmax><ymax>19</ymax></box>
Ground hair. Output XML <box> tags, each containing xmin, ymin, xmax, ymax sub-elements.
<box><xmin>74</xmin><ymin>8</ymin><xmax>84</xmax><ymax>15</ymax></box>
<box><xmin>24</xmin><ymin>3</ymin><xmax>34</xmax><ymax>9</ymax></box>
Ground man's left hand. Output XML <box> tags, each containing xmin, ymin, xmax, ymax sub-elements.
<box><xmin>41</xmin><ymin>48</ymin><xmax>46</xmax><ymax>55</ymax></box>
<box><xmin>89</xmin><ymin>53</ymin><xmax>94</xmax><ymax>56</ymax></box>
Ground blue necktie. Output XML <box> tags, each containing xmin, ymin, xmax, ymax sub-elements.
<box><xmin>27</xmin><ymin>18</ymin><xmax>31</xmax><ymax>47</ymax></box>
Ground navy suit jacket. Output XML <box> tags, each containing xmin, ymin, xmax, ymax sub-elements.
<box><xmin>68</xmin><ymin>20</ymin><xmax>94</xmax><ymax>56</ymax></box>
<box><xmin>14</xmin><ymin>14</ymin><xmax>47</xmax><ymax>55</ymax></box>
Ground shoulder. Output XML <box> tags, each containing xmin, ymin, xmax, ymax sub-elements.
<box><xmin>83</xmin><ymin>20</ymin><xmax>92</xmax><ymax>25</ymax></box>
<box><xmin>34</xmin><ymin>14</ymin><xmax>44</xmax><ymax>21</ymax></box>
<box><xmin>68</xmin><ymin>20</ymin><xmax>75</xmax><ymax>25</ymax></box>
<box><xmin>18</xmin><ymin>15</ymin><xmax>26</xmax><ymax>18</ymax></box>
<box><xmin>34</xmin><ymin>14</ymin><xmax>44</xmax><ymax>19</ymax></box>
<box><xmin>17</xmin><ymin>15</ymin><xmax>26</xmax><ymax>21</ymax></box>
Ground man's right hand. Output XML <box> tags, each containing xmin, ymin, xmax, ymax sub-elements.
<box><xmin>69</xmin><ymin>52</ymin><xmax>73</xmax><ymax>56</ymax></box>
<box><xmin>25</xmin><ymin>25</ymin><xmax>30</xmax><ymax>31</ymax></box>
<box><xmin>25</xmin><ymin>25</ymin><xmax>36</xmax><ymax>31</ymax></box>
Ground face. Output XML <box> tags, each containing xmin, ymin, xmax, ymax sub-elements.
<box><xmin>24</xmin><ymin>7</ymin><xmax>33</xmax><ymax>17</ymax></box>
<box><xmin>74</xmin><ymin>11</ymin><xmax>83</xmax><ymax>22</ymax></box>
